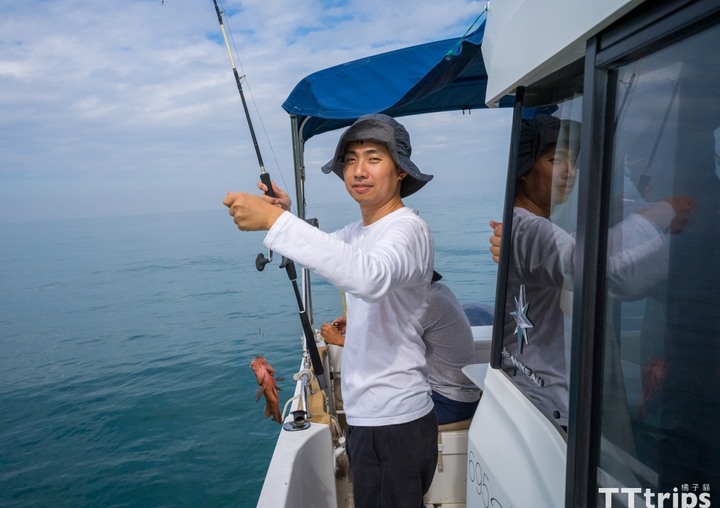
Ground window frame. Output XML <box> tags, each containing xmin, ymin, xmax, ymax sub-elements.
<box><xmin>566</xmin><ymin>1</ymin><xmax>720</xmax><ymax>506</ymax></box>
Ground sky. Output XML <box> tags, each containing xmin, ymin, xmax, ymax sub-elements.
<box><xmin>0</xmin><ymin>0</ymin><xmax>512</xmax><ymax>223</ymax></box>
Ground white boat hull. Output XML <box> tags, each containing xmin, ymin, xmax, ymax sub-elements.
<box><xmin>257</xmin><ymin>415</ymin><xmax>339</xmax><ymax>507</ymax></box>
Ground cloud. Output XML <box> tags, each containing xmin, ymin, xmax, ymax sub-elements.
<box><xmin>0</xmin><ymin>0</ymin><xmax>510</xmax><ymax>223</ymax></box>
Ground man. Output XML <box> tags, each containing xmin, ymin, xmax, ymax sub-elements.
<box><xmin>224</xmin><ymin>114</ymin><xmax>438</xmax><ymax>507</ymax></box>
<box><xmin>321</xmin><ymin>271</ymin><xmax>480</xmax><ymax>425</ymax></box>
<box><xmin>488</xmin><ymin>115</ymin><xmax>693</xmax><ymax>433</ymax></box>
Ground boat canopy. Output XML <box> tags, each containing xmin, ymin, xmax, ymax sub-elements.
<box><xmin>282</xmin><ymin>14</ymin><xmax>515</xmax><ymax>142</ymax></box>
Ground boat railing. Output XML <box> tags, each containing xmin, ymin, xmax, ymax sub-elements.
<box><xmin>280</xmin><ymin>351</ymin><xmax>314</xmax><ymax>431</ymax></box>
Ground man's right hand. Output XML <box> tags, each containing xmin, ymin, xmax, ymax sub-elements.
<box><xmin>489</xmin><ymin>219</ymin><xmax>503</xmax><ymax>264</ymax></box>
<box><xmin>223</xmin><ymin>191</ymin><xmax>285</xmax><ymax>231</ymax></box>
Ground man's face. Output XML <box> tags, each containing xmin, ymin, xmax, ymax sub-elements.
<box><xmin>342</xmin><ymin>141</ymin><xmax>406</xmax><ymax>209</ymax></box>
<box><xmin>523</xmin><ymin>145</ymin><xmax>577</xmax><ymax>210</ymax></box>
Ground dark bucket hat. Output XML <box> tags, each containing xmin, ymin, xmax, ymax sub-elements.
<box><xmin>321</xmin><ymin>113</ymin><xmax>433</xmax><ymax>197</ymax></box>
<box><xmin>517</xmin><ymin>115</ymin><xmax>581</xmax><ymax>178</ymax></box>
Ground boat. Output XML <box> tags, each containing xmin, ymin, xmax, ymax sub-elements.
<box><xmin>256</xmin><ymin>0</ymin><xmax>720</xmax><ymax>506</ymax></box>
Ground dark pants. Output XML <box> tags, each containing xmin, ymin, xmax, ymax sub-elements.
<box><xmin>431</xmin><ymin>391</ymin><xmax>479</xmax><ymax>425</ymax></box>
<box><xmin>346</xmin><ymin>410</ymin><xmax>438</xmax><ymax>508</ymax></box>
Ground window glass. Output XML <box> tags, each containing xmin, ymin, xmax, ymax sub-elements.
<box><xmin>500</xmin><ymin>97</ymin><xmax>582</xmax><ymax>429</ymax></box>
<box><xmin>598</xmin><ymin>23</ymin><xmax>720</xmax><ymax>503</ymax></box>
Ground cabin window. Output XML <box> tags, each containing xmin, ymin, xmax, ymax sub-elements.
<box><xmin>500</xmin><ymin>97</ymin><xmax>582</xmax><ymax>429</ymax></box>
<box><xmin>597</xmin><ymin>21</ymin><xmax>720</xmax><ymax>501</ymax></box>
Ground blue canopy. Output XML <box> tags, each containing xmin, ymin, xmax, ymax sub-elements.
<box><xmin>282</xmin><ymin>14</ymin><xmax>514</xmax><ymax>141</ymax></box>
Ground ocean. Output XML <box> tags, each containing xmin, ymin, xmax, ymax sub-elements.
<box><xmin>0</xmin><ymin>193</ymin><xmax>501</xmax><ymax>507</ymax></box>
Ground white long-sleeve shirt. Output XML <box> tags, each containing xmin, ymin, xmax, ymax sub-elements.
<box><xmin>264</xmin><ymin>207</ymin><xmax>434</xmax><ymax>426</ymax></box>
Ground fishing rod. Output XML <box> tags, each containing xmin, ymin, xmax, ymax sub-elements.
<box><xmin>212</xmin><ymin>0</ymin><xmax>274</xmax><ymax>199</ymax></box>
<box><xmin>212</xmin><ymin>0</ymin><xmax>326</xmax><ymax>389</ymax></box>
<box><xmin>639</xmin><ymin>78</ymin><xmax>680</xmax><ymax>197</ymax></box>
<box><xmin>212</xmin><ymin>0</ymin><xmax>275</xmax><ymax>271</ymax></box>
<box><xmin>280</xmin><ymin>258</ymin><xmax>326</xmax><ymax>390</ymax></box>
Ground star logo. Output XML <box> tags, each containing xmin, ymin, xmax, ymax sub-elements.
<box><xmin>510</xmin><ymin>284</ymin><xmax>534</xmax><ymax>354</ymax></box>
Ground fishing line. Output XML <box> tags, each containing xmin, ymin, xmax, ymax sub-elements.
<box><xmin>216</xmin><ymin>0</ymin><xmax>289</xmax><ymax>193</ymax></box>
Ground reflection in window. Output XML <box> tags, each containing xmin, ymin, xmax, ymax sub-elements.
<box><xmin>500</xmin><ymin>99</ymin><xmax>581</xmax><ymax>429</ymax></box>
<box><xmin>598</xmin><ymin>23</ymin><xmax>720</xmax><ymax>500</ymax></box>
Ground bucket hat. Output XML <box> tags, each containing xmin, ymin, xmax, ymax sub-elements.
<box><xmin>321</xmin><ymin>114</ymin><xmax>433</xmax><ymax>197</ymax></box>
<box><xmin>517</xmin><ymin>115</ymin><xmax>581</xmax><ymax>178</ymax></box>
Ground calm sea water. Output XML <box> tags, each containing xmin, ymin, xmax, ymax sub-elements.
<box><xmin>0</xmin><ymin>193</ymin><xmax>501</xmax><ymax>507</ymax></box>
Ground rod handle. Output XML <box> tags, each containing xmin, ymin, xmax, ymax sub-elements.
<box><xmin>260</xmin><ymin>172</ymin><xmax>276</xmax><ymax>198</ymax></box>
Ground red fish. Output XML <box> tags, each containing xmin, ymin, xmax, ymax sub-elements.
<box><xmin>251</xmin><ymin>356</ymin><xmax>283</xmax><ymax>423</ymax></box>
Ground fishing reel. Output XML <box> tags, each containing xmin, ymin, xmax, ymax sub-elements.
<box><xmin>255</xmin><ymin>251</ymin><xmax>296</xmax><ymax>277</ymax></box>
<box><xmin>256</xmin><ymin>251</ymin><xmax>273</xmax><ymax>271</ymax></box>
<box><xmin>255</xmin><ymin>250</ymin><xmax>293</xmax><ymax>273</ymax></box>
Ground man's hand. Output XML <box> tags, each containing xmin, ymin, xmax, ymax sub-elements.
<box><xmin>636</xmin><ymin>196</ymin><xmax>696</xmax><ymax>235</ymax></box>
<box><xmin>664</xmin><ymin>195</ymin><xmax>696</xmax><ymax>234</ymax></box>
<box><xmin>223</xmin><ymin>192</ymin><xmax>285</xmax><ymax>231</ymax></box>
<box><xmin>320</xmin><ymin>316</ymin><xmax>346</xmax><ymax>346</ymax></box>
<box><xmin>320</xmin><ymin>323</ymin><xmax>345</xmax><ymax>346</ymax></box>
<box><xmin>331</xmin><ymin>315</ymin><xmax>346</xmax><ymax>334</ymax></box>
<box><xmin>257</xmin><ymin>180</ymin><xmax>292</xmax><ymax>211</ymax></box>
<box><xmin>489</xmin><ymin>219</ymin><xmax>503</xmax><ymax>264</ymax></box>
